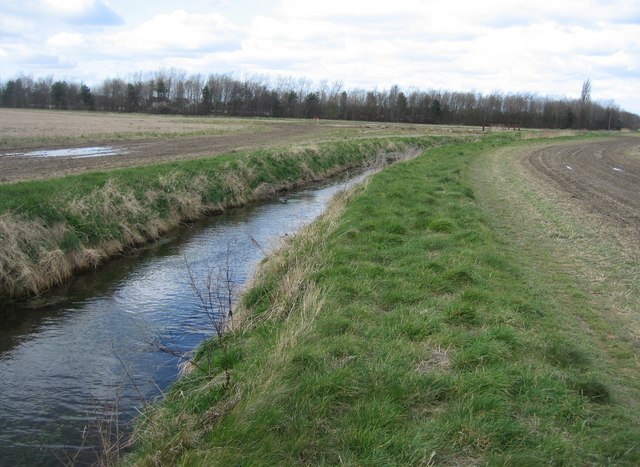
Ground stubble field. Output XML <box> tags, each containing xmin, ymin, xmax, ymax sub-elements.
<box><xmin>0</xmin><ymin>109</ymin><xmax>481</xmax><ymax>183</ymax></box>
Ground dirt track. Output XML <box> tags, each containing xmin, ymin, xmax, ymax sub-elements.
<box><xmin>523</xmin><ymin>136</ymin><xmax>640</xmax><ymax>235</ymax></box>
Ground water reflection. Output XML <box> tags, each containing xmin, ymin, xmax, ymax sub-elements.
<box><xmin>0</xmin><ymin>173</ymin><xmax>365</xmax><ymax>466</ymax></box>
<box><xmin>2</xmin><ymin>146</ymin><xmax>126</xmax><ymax>159</ymax></box>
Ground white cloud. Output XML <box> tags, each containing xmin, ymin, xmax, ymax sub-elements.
<box><xmin>0</xmin><ymin>0</ymin><xmax>638</xmax><ymax>113</ymax></box>
<box><xmin>104</xmin><ymin>10</ymin><xmax>240</xmax><ymax>53</ymax></box>
<box><xmin>0</xmin><ymin>14</ymin><xmax>35</xmax><ymax>37</ymax></box>
<box><xmin>47</xmin><ymin>32</ymin><xmax>85</xmax><ymax>48</ymax></box>
<box><xmin>238</xmin><ymin>1</ymin><xmax>640</xmax><ymax>100</ymax></box>
<box><xmin>41</xmin><ymin>0</ymin><xmax>123</xmax><ymax>25</ymax></box>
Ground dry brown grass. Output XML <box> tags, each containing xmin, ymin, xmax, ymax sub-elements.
<box><xmin>520</xmin><ymin>129</ymin><xmax>585</xmax><ymax>139</ymax></box>
<box><xmin>416</xmin><ymin>345</ymin><xmax>452</xmax><ymax>373</ymax></box>
<box><xmin>0</xmin><ymin>177</ymin><xmax>192</xmax><ymax>298</ymax></box>
<box><xmin>233</xmin><ymin>180</ymin><xmax>365</xmax><ymax>332</ymax></box>
<box><xmin>0</xmin><ymin>213</ymin><xmax>70</xmax><ymax>296</ymax></box>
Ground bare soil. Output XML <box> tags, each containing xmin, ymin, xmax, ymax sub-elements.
<box><xmin>0</xmin><ymin>128</ymin><xmax>324</xmax><ymax>183</ymax></box>
<box><xmin>0</xmin><ymin>109</ymin><xmax>492</xmax><ymax>183</ymax></box>
<box><xmin>0</xmin><ymin>110</ymin><xmax>333</xmax><ymax>182</ymax></box>
<box><xmin>0</xmin><ymin>109</ymin><xmax>486</xmax><ymax>183</ymax></box>
<box><xmin>523</xmin><ymin>135</ymin><xmax>640</xmax><ymax>237</ymax></box>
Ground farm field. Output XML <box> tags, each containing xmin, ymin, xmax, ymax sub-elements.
<box><xmin>0</xmin><ymin>109</ymin><xmax>480</xmax><ymax>183</ymax></box>
<box><xmin>474</xmin><ymin>134</ymin><xmax>640</xmax><ymax>414</ymax></box>
<box><xmin>524</xmin><ymin>137</ymin><xmax>640</xmax><ymax>238</ymax></box>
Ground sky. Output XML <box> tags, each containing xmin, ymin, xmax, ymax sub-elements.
<box><xmin>1</xmin><ymin>0</ymin><xmax>639</xmax><ymax>114</ymax></box>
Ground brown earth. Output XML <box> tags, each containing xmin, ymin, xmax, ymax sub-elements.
<box><xmin>0</xmin><ymin>126</ymin><xmax>323</xmax><ymax>183</ymax></box>
<box><xmin>523</xmin><ymin>135</ymin><xmax>640</xmax><ymax>238</ymax></box>
<box><xmin>0</xmin><ymin>109</ymin><xmax>483</xmax><ymax>183</ymax></box>
<box><xmin>0</xmin><ymin>110</ymin><xmax>331</xmax><ymax>183</ymax></box>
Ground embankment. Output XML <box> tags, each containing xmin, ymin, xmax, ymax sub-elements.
<box><xmin>128</xmin><ymin>134</ymin><xmax>640</xmax><ymax>465</ymax></box>
<box><xmin>0</xmin><ymin>136</ymin><xmax>450</xmax><ymax>301</ymax></box>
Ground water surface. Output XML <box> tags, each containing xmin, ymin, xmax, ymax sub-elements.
<box><xmin>2</xmin><ymin>146</ymin><xmax>125</xmax><ymax>158</ymax></box>
<box><xmin>0</xmin><ymin>173</ymin><xmax>366</xmax><ymax>466</ymax></box>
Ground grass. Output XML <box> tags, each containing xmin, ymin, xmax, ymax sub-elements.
<box><xmin>127</xmin><ymin>133</ymin><xmax>640</xmax><ymax>465</ymax></box>
<box><xmin>472</xmin><ymin>137</ymin><xmax>640</xmax><ymax>417</ymax></box>
<box><xmin>0</xmin><ymin>135</ymin><xmax>453</xmax><ymax>300</ymax></box>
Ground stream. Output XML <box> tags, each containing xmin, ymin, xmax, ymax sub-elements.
<box><xmin>0</xmin><ymin>172</ymin><xmax>367</xmax><ymax>466</ymax></box>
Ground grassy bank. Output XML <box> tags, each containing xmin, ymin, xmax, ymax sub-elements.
<box><xmin>0</xmin><ymin>136</ymin><xmax>453</xmax><ymax>301</ymax></box>
<box><xmin>128</xmin><ymin>134</ymin><xmax>640</xmax><ymax>464</ymax></box>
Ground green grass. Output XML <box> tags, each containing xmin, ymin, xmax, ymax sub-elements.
<box><xmin>128</xmin><ymin>133</ymin><xmax>640</xmax><ymax>465</ymax></box>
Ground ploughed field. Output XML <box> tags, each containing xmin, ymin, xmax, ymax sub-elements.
<box><xmin>524</xmin><ymin>136</ymin><xmax>640</xmax><ymax>239</ymax></box>
<box><xmin>0</xmin><ymin>109</ymin><xmax>476</xmax><ymax>183</ymax></box>
<box><xmin>0</xmin><ymin>110</ymin><xmax>323</xmax><ymax>182</ymax></box>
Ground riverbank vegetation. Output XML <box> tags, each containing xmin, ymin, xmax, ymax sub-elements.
<box><xmin>2</xmin><ymin>72</ymin><xmax>639</xmax><ymax>129</ymax></box>
<box><xmin>0</xmin><ymin>135</ymin><xmax>451</xmax><ymax>300</ymax></box>
<box><xmin>128</xmin><ymin>134</ymin><xmax>640</xmax><ymax>465</ymax></box>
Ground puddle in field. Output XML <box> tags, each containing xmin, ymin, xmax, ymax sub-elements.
<box><xmin>3</xmin><ymin>146</ymin><xmax>126</xmax><ymax>159</ymax></box>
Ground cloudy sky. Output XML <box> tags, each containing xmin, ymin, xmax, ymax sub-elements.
<box><xmin>1</xmin><ymin>0</ymin><xmax>639</xmax><ymax>113</ymax></box>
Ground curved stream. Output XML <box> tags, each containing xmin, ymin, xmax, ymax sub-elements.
<box><xmin>0</xmin><ymin>173</ymin><xmax>367</xmax><ymax>466</ymax></box>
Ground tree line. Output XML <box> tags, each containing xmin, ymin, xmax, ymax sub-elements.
<box><xmin>1</xmin><ymin>71</ymin><xmax>638</xmax><ymax>130</ymax></box>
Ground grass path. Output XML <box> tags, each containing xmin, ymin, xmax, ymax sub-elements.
<box><xmin>130</xmin><ymin>135</ymin><xmax>640</xmax><ymax>465</ymax></box>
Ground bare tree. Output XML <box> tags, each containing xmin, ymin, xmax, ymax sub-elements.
<box><xmin>2</xmin><ymin>70</ymin><xmax>639</xmax><ymax>129</ymax></box>
<box><xmin>184</xmin><ymin>243</ymin><xmax>238</xmax><ymax>386</ymax></box>
<box><xmin>581</xmin><ymin>78</ymin><xmax>592</xmax><ymax>105</ymax></box>
<box><xmin>579</xmin><ymin>79</ymin><xmax>593</xmax><ymax>129</ymax></box>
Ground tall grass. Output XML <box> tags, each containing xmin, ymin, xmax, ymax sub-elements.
<box><xmin>129</xmin><ymin>133</ymin><xmax>640</xmax><ymax>465</ymax></box>
<box><xmin>0</xmin><ymin>136</ymin><xmax>450</xmax><ymax>301</ymax></box>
